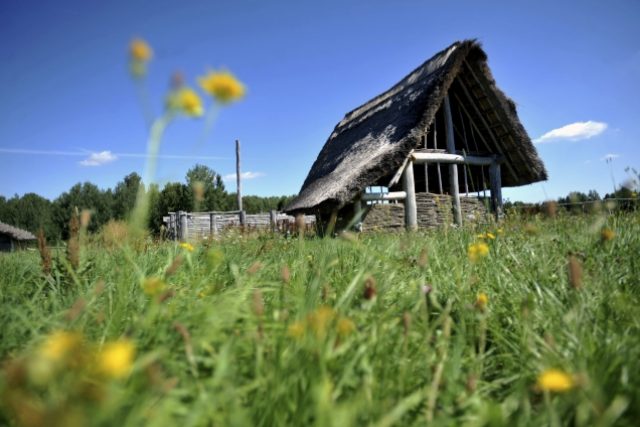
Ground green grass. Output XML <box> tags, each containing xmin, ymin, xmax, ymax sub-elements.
<box><xmin>1</xmin><ymin>211</ymin><xmax>639</xmax><ymax>426</ymax></box>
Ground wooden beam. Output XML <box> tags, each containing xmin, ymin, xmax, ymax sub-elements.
<box><xmin>411</xmin><ymin>152</ymin><xmax>495</xmax><ymax>166</ymax></box>
<box><xmin>362</xmin><ymin>191</ymin><xmax>407</xmax><ymax>201</ymax></box>
<box><xmin>489</xmin><ymin>161</ymin><xmax>503</xmax><ymax>220</ymax></box>
<box><xmin>453</xmin><ymin>84</ymin><xmax>519</xmax><ymax>183</ymax></box>
<box><xmin>388</xmin><ymin>150</ymin><xmax>413</xmax><ymax>188</ymax></box>
<box><xmin>402</xmin><ymin>162</ymin><xmax>418</xmax><ymax>230</ymax></box>
<box><xmin>443</xmin><ymin>95</ymin><xmax>462</xmax><ymax>226</ymax></box>
<box><xmin>209</xmin><ymin>212</ymin><xmax>217</xmax><ymax>237</ymax></box>
<box><xmin>462</xmin><ymin>61</ymin><xmax>531</xmax><ymax>169</ymax></box>
<box><xmin>235</xmin><ymin>139</ymin><xmax>244</xmax><ymax>225</ymax></box>
<box><xmin>179</xmin><ymin>211</ymin><xmax>188</xmax><ymax>241</ymax></box>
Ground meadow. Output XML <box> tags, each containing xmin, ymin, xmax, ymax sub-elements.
<box><xmin>1</xmin><ymin>210</ymin><xmax>639</xmax><ymax>426</ymax></box>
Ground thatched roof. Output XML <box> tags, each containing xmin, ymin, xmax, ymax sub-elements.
<box><xmin>286</xmin><ymin>40</ymin><xmax>547</xmax><ymax>214</ymax></box>
<box><xmin>0</xmin><ymin>221</ymin><xmax>36</xmax><ymax>241</ymax></box>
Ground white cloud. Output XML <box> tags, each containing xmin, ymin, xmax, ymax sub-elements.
<box><xmin>79</xmin><ymin>151</ymin><xmax>118</xmax><ymax>166</ymax></box>
<box><xmin>601</xmin><ymin>153</ymin><xmax>620</xmax><ymax>162</ymax></box>
<box><xmin>223</xmin><ymin>171</ymin><xmax>266</xmax><ymax>181</ymax></box>
<box><xmin>534</xmin><ymin>121</ymin><xmax>608</xmax><ymax>143</ymax></box>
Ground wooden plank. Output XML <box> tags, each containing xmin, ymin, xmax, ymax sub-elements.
<box><xmin>443</xmin><ymin>95</ymin><xmax>462</xmax><ymax>226</ymax></box>
<box><xmin>362</xmin><ymin>191</ymin><xmax>407</xmax><ymax>201</ymax></box>
<box><xmin>402</xmin><ymin>161</ymin><xmax>418</xmax><ymax>230</ymax></box>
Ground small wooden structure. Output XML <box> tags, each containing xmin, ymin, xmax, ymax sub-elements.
<box><xmin>164</xmin><ymin>210</ymin><xmax>316</xmax><ymax>241</ymax></box>
<box><xmin>0</xmin><ymin>221</ymin><xmax>36</xmax><ymax>252</ymax></box>
<box><xmin>285</xmin><ymin>40</ymin><xmax>547</xmax><ymax>231</ymax></box>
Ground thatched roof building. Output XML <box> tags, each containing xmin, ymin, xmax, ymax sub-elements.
<box><xmin>0</xmin><ymin>221</ymin><xmax>36</xmax><ymax>251</ymax></box>
<box><xmin>286</xmin><ymin>40</ymin><xmax>546</xmax><ymax>231</ymax></box>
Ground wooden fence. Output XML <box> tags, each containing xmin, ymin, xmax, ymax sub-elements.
<box><xmin>163</xmin><ymin>210</ymin><xmax>316</xmax><ymax>241</ymax></box>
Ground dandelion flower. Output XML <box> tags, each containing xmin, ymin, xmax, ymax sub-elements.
<box><xmin>142</xmin><ymin>276</ymin><xmax>166</xmax><ymax>297</ymax></box>
<box><xmin>486</xmin><ymin>232</ymin><xmax>496</xmax><ymax>240</ymax></box>
<box><xmin>468</xmin><ymin>242</ymin><xmax>489</xmax><ymax>262</ymax></box>
<box><xmin>475</xmin><ymin>292</ymin><xmax>488</xmax><ymax>311</ymax></box>
<box><xmin>129</xmin><ymin>38</ymin><xmax>152</xmax><ymax>62</ymax></box>
<box><xmin>179</xmin><ymin>242</ymin><xmax>195</xmax><ymax>252</ymax></box>
<box><xmin>536</xmin><ymin>369</ymin><xmax>574</xmax><ymax>392</ymax></box>
<box><xmin>40</xmin><ymin>331</ymin><xmax>83</xmax><ymax>362</ymax></box>
<box><xmin>98</xmin><ymin>339</ymin><xmax>135</xmax><ymax>379</ymax></box>
<box><xmin>198</xmin><ymin>70</ymin><xmax>246</xmax><ymax>104</ymax></box>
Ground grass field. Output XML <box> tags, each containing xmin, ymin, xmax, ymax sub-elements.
<box><xmin>1</xmin><ymin>211</ymin><xmax>639</xmax><ymax>426</ymax></box>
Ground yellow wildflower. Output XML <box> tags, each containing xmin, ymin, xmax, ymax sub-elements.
<box><xmin>142</xmin><ymin>276</ymin><xmax>166</xmax><ymax>297</ymax></box>
<box><xmin>198</xmin><ymin>70</ymin><xmax>246</xmax><ymax>104</ymax></box>
<box><xmin>308</xmin><ymin>306</ymin><xmax>335</xmax><ymax>338</ymax></box>
<box><xmin>179</xmin><ymin>242</ymin><xmax>195</xmax><ymax>252</ymax></box>
<box><xmin>486</xmin><ymin>232</ymin><xmax>496</xmax><ymax>240</ymax></box>
<box><xmin>496</xmin><ymin>228</ymin><xmax>504</xmax><ymax>235</ymax></box>
<box><xmin>39</xmin><ymin>331</ymin><xmax>83</xmax><ymax>362</ymax></box>
<box><xmin>337</xmin><ymin>317</ymin><xmax>356</xmax><ymax>338</ymax></box>
<box><xmin>467</xmin><ymin>242</ymin><xmax>489</xmax><ymax>262</ymax></box>
<box><xmin>475</xmin><ymin>292</ymin><xmax>489</xmax><ymax>311</ymax></box>
<box><xmin>98</xmin><ymin>339</ymin><xmax>135</xmax><ymax>379</ymax></box>
<box><xmin>600</xmin><ymin>227</ymin><xmax>615</xmax><ymax>242</ymax></box>
<box><xmin>167</xmin><ymin>88</ymin><xmax>204</xmax><ymax>117</ymax></box>
<box><xmin>287</xmin><ymin>321</ymin><xmax>305</xmax><ymax>339</ymax></box>
<box><xmin>536</xmin><ymin>369</ymin><xmax>574</xmax><ymax>392</ymax></box>
<box><xmin>129</xmin><ymin>38</ymin><xmax>152</xmax><ymax>62</ymax></box>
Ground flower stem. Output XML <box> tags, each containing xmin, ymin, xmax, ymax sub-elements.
<box><xmin>131</xmin><ymin>113</ymin><xmax>172</xmax><ymax>234</ymax></box>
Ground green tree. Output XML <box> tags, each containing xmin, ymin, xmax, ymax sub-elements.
<box><xmin>113</xmin><ymin>172</ymin><xmax>143</xmax><ymax>220</ymax></box>
<box><xmin>185</xmin><ymin>164</ymin><xmax>227</xmax><ymax>211</ymax></box>
<box><xmin>0</xmin><ymin>193</ymin><xmax>59</xmax><ymax>241</ymax></box>
<box><xmin>53</xmin><ymin>183</ymin><xmax>113</xmax><ymax>238</ymax></box>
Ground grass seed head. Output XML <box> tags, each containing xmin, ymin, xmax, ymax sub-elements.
<box><xmin>567</xmin><ymin>255</ymin><xmax>583</xmax><ymax>290</ymax></box>
<box><xmin>363</xmin><ymin>276</ymin><xmax>377</xmax><ymax>300</ymax></box>
<box><xmin>600</xmin><ymin>227</ymin><xmax>615</xmax><ymax>242</ymax></box>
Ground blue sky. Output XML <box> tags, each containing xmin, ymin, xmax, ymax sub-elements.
<box><xmin>1</xmin><ymin>0</ymin><xmax>638</xmax><ymax>202</ymax></box>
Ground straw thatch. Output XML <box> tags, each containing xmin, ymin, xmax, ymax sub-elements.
<box><xmin>286</xmin><ymin>40</ymin><xmax>547</xmax><ymax>214</ymax></box>
<box><xmin>0</xmin><ymin>221</ymin><xmax>36</xmax><ymax>241</ymax></box>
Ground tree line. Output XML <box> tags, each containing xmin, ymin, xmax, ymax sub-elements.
<box><xmin>0</xmin><ymin>164</ymin><xmax>295</xmax><ymax>242</ymax></box>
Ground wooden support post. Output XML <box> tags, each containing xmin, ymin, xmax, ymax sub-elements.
<box><xmin>269</xmin><ymin>210</ymin><xmax>277</xmax><ymax>232</ymax></box>
<box><xmin>402</xmin><ymin>161</ymin><xmax>418</xmax><ymax>230</ymax></box>
<box><xmin>489</xmin><ymin>161</ymin><xmax>503</xmax><ymax>221</ymax></box>
<box><xmin>235</xmin><ymin>139</ymin><xmax>244</xmax><ymax>225</ymax></box>
<box><xmin>209</xmin><ymin>212</ymin><xmax>217</xmax><ymax>237</ymax></box>
<box><xmin>169</xmin><ymin>213</ymin><xmax>176</xmax><ymax>240</ymax></box>
<box><xmin>444</xmin><ymin>95</ymin><xmax>462</xmax><ymax>226</ymax></box>
<box><xmin>424</xmin><ymin>164</ymin><xmax>429</xmax><ymax>193</ymax></box>
<box><xmin>464</xmin><ymin>166</ymin><xmax>469</xmax><ymax>197</ymax></box>
<box><xmin>433</xmin><ymin>116</ymin><xmax>444</xmax><ymax>194</ymax></box>
<box><xmin>179</xmin><ymin>211</ymin><xmax>188</xmax><ymax>241</ymax></box>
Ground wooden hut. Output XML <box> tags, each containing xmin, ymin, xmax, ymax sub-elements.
<box><xmin>285</xmin><ymin>40</ymin><xmax>547</xmax><ymax>232</ymax></box>
<box><xmin>0</xmin><ymin>221</ymin><xmax>36</xmax><ymax>251</ymax></box>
